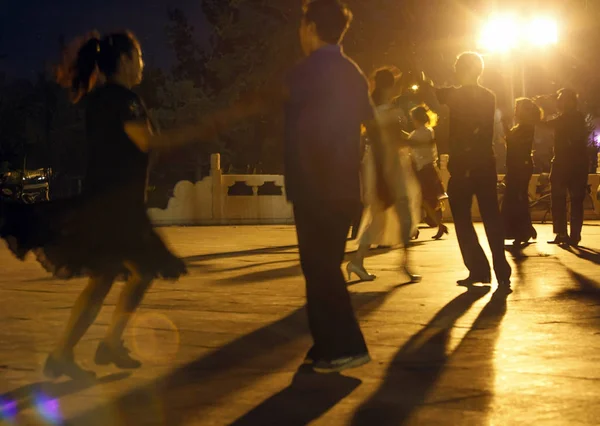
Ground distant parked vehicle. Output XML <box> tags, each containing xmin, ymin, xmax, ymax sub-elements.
<box><xmin>0</xmin><ymin>168</ymin><xmax>51</xmax><ymax>204</ymax></box>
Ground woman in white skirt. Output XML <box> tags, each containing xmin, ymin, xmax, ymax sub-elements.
<box><xmin>347</xmin><ymin>68</ymin><xmax>422</xmax><ymax>283</ymax></box>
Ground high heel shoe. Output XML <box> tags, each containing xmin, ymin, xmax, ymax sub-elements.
<box><xmin>432</xmin><ymin>224</ymin><xmax>449</xmax><ymax>240</ymax></box>
<box><xmin>403</xmin><ymin>265</ymin><xmax>422</xmax><ymax>283</ymax></box>
<box><xmin>346</xmin><ymin>262</ymin><xmax>376</xmax><ymax>281</ymax></box>
<box><xmin>411</xmin><ymin>229</ymin><xmax>420</xmax><ymax>240</ymax></box>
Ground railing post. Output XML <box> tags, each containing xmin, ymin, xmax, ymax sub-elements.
<box><xmin>211</xmin><ymin>153</ymin><xmax>223</xmax><ymax>223</ymax></box>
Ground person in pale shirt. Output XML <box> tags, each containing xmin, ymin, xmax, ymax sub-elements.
<box><xmin>405</xmin><ymin>105</ymin><xmax>449</xmax><ymax>240</ymax></box>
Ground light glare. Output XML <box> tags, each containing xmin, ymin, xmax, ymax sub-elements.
<box><xmin>478</xmin><ymin>15</ymin><xmax>558</xmax><ymax>52</ymax></box>
<box><xmin>527</xmin><ymin>18</ymin><xmax>558</xmax><ymax>46</ymax></box>
<box><xmin>479</xmin><ymin>15</ymin><xmax>520</xmax><ymax>53</ymax></box>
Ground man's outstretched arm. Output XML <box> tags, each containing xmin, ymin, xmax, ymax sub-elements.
<box><xmin>210</xmin><ymin>85</ymin><xmax>290</xmax><ymax>131</ymax></box>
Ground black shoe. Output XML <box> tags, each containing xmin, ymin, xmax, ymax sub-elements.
<box><xmin>513</xmin><ymin>239</ymin><xmax>527</xmax><ymax>249</ymax></box>
<box><xmin>457</xmin><ymin>275</ymin><xmax>492</xmax><ymax>286</ymax></box>
<box><xmin>312</xmin><ymin>353</ymin><xmax>371</xmax><ymax>374</ymax></box>
<box><xmin>95</xmin><ymin>341</ymin><xmax>141</xmax><ymax>369</ymax></box>
<box><xmin>569</xmin><ymin>235</ymin><xmax>581</xmax><ymax>247</ymax></box>
<box><xmin>432</xmin><ymin>224</ymin><xmax>449</xmax><ymax>240</ymax></box>
<box><xmin>302</xmin><ymin>346</ymin><xmax>320</xmax><ymax>366</ymax></box>
<box><xmin>548</xmin><ymin>234</ymin><xmax>568</xmax><ymax>245</ymax></box>
<box><xmin>496</xmin><ymin>280</ymin><xmax>513</xmax><ymax>295</ymax></box>
<box><xmin>43</xmin><ymin>353</ymin><xmax>96</xmax><ymax>381</ymax></box>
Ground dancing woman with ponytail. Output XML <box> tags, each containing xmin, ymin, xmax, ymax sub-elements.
<box><xmin>1</xmin><ymin>31</ymin><xmax>213</xmax><ymax>380</ymax></box>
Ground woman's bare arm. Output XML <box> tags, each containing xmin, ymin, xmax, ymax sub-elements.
<box><xmin>125</xmin><ymin>86</ymin><xmax>290</xmax><ymax>153</ymax></box>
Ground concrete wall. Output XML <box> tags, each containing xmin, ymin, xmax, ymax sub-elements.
<box><xmin>148</xmin><ymin>154</ymin><xmax>293</xmax><ymax>226</ymax></box>
<box><xmin>148</xmin><ymin>153</ymin><xmax>600</xmax><ymax>226</ymax></box>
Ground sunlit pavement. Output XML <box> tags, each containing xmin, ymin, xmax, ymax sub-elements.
<box><xmin>1</xmin><ymin>223</ymin><xmax>598</xmax><ymax>425</ymax></box>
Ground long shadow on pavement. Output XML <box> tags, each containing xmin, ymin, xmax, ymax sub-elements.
<box><xmin>231</xmin><ymin>370</ymin><xmax>361</xmax><ymax>426</ymax></box>
<box><xmin>217</xmin><ymin>263</ymin><xmax>302</xmax><ymax>284</ymax></box>
<box><xmin>560</xmin><ymin>245</ymin><xmax>600</xmax><ymax>265</ymax></box>
<box><xmin>212</xmin><ymin>247</ymin><xmax>401</xmax><ymax>285</ymax></box>
<box><xmin>351</xmin><ymin>286</ymin><xmax>491</xmax><ymax>426</ymax></box>
<box><xmin>564</xmin><ymin>269</ymin><xmax>600</xmax><ymax>303</ymax></box>
<box><xmin>182</xmin><ymin>244</ymin><xmax>299</xmax><ymax>263</ymax></box>
<box><xmin>65</xmin><ymin>288</ymin><xmax>402</xmax><ymax>426</ymax></box>
<box><xmin>414</xmin><ymin>290</ymin><xmax>508</xmax><ymax>424</ymax></box>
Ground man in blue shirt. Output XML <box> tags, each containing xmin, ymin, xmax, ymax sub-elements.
<box><xmin>212</xmin><ymin>0</ymin><xmax>389</xmax><ymax>373</ymax></box>
<box><xmin>285</xmin><ymin>0</ymin><xmax>387</xmax><ymax>373</ymax></box>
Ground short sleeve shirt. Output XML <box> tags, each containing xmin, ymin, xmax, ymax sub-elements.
<box><xmin>409</xmin><ymin>127</ymin><xmax>437</xmax><ymax>171</ymax></box>
<box><xmin>84</xmin><ymin>83</ymin><xmax>150</xmax><ymax>205</ymax></box>
<box><xmin>284</xmin><ymin>45</ymin><xmax>374</xmax><ymax>208</ymax></box>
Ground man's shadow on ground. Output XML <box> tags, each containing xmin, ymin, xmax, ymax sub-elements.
<box><xmin>194</xmin><ymin>245</ymin><xmax>415</xmax><ymax>285</ymax></box>
<box><xmin>230</xmin><ymin>370</ymin><xmax>361</xmax><ymax>426</ymax></box>
<box><xmin>350</xmin><ymin>285</ymin><xmax>501</xmax><ymax>426</ymax></box>
<box><xmin>65</xmin><ymin>287</ymin><xmax>403</xmax><ymax>426</ymax></box>
<box><xmin>560</xmin><ymin>245</ymin><xmax>600</xmax><ymax>265</ymax></box>
<box><xmin>563</xmin><ymin>269</ymin><xmax>600</xmax><ymax>303</ymax></box>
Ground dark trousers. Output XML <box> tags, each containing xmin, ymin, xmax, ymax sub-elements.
<box><xmin>551</xmin><ymin>166</ymin><xmax>588</xmax><ymax>239</ymax></box>
<box><xmin>448</xmin><ymin>171</ymin><xmax>511</xmax><ymax>281</ymax></box>
<box><xmin>293</xmin><ymin>202</ymin><xmax>367</xmax><ymax>361</ymax></box>
<box><xmin>501</xmin><ymin>167</ymin><xmax>534</xmax><ymax>241</ymax></box>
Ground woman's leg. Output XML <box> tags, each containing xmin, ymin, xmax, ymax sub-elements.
<box><xmin>45</xmin><ymin>273</ymin><xmax>115</xmax><ymax>379</ymax></box>
<box><xmin>54</xmin><ymin>274</ymin><xmax>114</xmax><ymax>357</ymax></box>
<box><xmin>418</xmin><ymin>163</ymin><xmax>448</xmax><ymax>238</ymax></box>
<box><xmin>95</xmin><ymin>261</ymin><xmax>153</xmax><ymax>368</ymax></box>
<box><xmin>347</xmin><ymin>216</ymin><xmax>377</xmax><ymax>281</ymax></box>
<box><xmin>354</xmin><ymin>236</ymin><xmax>370</xmax><ymax>268</ymax></box>
<box><xmin>394</xmin><ymin>196</ymin><xmax>421</xmax><ymax>282</ymax></box>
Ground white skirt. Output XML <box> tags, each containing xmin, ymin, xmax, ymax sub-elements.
<box><xmin>358</xmin><ymin>145</ymin><xmax>422</xmax><ymax>247</ymax></box>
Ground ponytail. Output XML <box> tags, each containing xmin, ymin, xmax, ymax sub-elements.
<box><xmin>370</xmin><ymin>67</ymin><xmax>397</xmax><ymax>106</ymax></box>
<box><xmin>56</xmin><ymin>31</ymin><xmax>140</xmax><ymax>103</ymax></box>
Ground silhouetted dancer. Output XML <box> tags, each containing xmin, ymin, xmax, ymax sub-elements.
<box><xmin>285</xmin><ymin>0</ymin><xmax>396</xmax><ymax>373</ymax></box>
<box><xmin>0</xmin><ymin>31</ymin><xmax>214</xmax><ymax>380</ymax></box>
<box><xmin>208</xmin><ymin>0</ymin><xmax>392</xmax><ymax>373</ymax></box>
<box><xmin>501</xmin><ymin>98</ymin><xmax>541</xmax><ymax>248</ymax></box>
<box><xmin>422</xmin><ymin>52</ymin><xmax>511</xmax><ymax>291</ymax></box>
<box><xmin>538</xmin><ymin>89</ymin><xmax>589</xmax><ymax>246</ymax></box>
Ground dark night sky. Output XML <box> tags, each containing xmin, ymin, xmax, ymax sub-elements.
<box><xmin>0</xmin><ymin>0</ymin><xmax>207</xmax><ymax>78</ymax></box>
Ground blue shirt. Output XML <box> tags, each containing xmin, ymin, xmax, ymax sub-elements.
<box><xmin>284</xmin><ymin>45</ymin><xmax>374</xmax><ymax>209</ymax></box>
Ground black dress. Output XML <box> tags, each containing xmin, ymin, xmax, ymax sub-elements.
<box><xmin>0</xmin><ymin>83</ymin><xmax>186</xmax><ymax>280</ymax></box>
<box><xmin>501</xmin><ymin>124</ymin><xmax>536</xmax><ymax>241</ymax></box>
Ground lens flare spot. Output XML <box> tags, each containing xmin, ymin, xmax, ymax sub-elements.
<box><xmin>131</xmin><ymin>312</ymin><xmax>180</xmax><ymax>363</ymax></box>
<box><xmin>0</xmin><ymin>397</ymin><xmax>17</xmax><ymax>423</ymax></box>
<box><xmin>33</xmin><ymin>392</ymin><xmax>62</xmax><ymax>425</ymax></box>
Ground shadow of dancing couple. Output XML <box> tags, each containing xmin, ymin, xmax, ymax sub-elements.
<box><xmin>232</xmin><ymin>285</ymin><xmax>509</xmax><ymax>426</ymax></box>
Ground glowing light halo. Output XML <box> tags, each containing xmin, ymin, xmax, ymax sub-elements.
<box><xmin>478</xmin><ymin>14</ymin><xmax>558</xmax><ymax>53</ymax></box>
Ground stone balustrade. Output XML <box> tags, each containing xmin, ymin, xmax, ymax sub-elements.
<box><xmin>148</xmin><ymin>153</ymin><xmax>600</xmax><ymax>226</ymax></box>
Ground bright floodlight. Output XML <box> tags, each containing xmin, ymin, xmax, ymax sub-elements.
<box><xmin>478</xmin><ymin>15</ymin><xmax>520</xmax><ymax>53</ymax></box>
<box><xmin>478</xmin><ymin>15</ymin><xmax>558</xmax><ymax>52</ymax></box>
<box><xmin>527</xmin><ymin>18</ymin><xmax>558</xmax><ymax>47</ymax></box>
